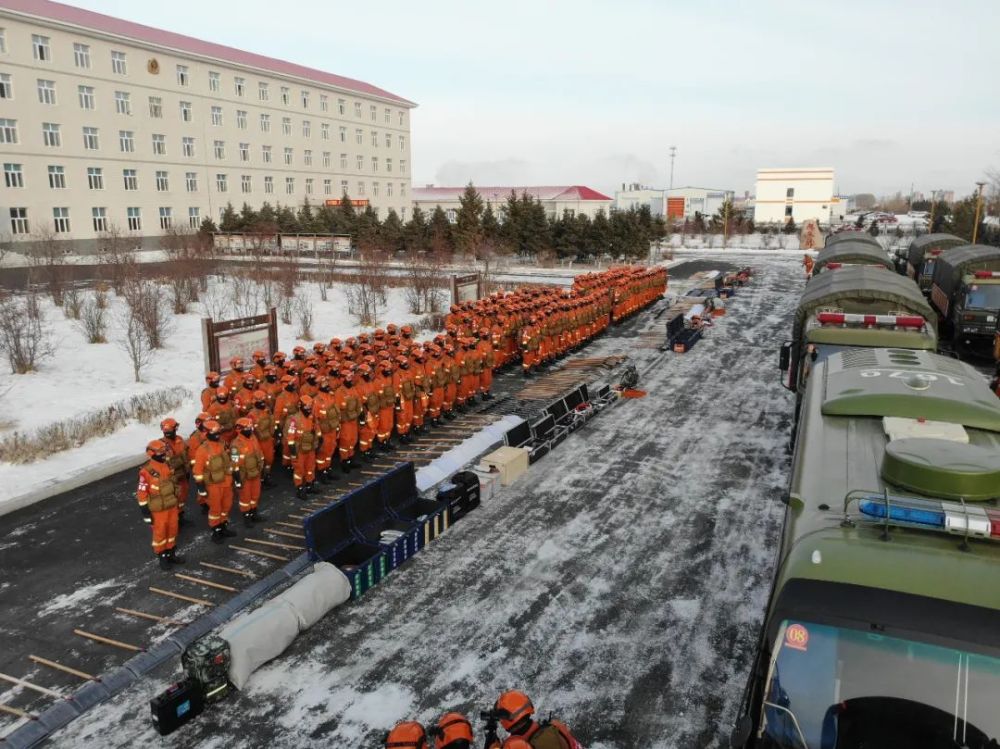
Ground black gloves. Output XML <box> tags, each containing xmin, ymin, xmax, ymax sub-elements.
<box><xmin>140</xmin><ymin>505</ymin><xmax>152</xmax><ymax>523</ymax></box>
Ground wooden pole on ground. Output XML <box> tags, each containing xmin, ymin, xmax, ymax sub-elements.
<box><xmin>265</xmin><ymin>529</ymin><xmax>304</xmax><ymax>541</ymax></box>
<box><xmin>148</xmin><ymin>587</ymin><xmax>212</xmax><ymax>607</ymax></box>
<box><xmin>232</xmin><ymin>544</ymin><xmax>288</xmax><ymax>561</ymax></box>
<box><xmin>244</xmin><ymin>538</ymin><xmax>305</xmax><ymax>551</ymax></box>
<box><xmin>199</xmin><ymin>561</ymin><xmax>256</xmax><ymax>578</ymax></box>
<box><xmin>114</xmin><ymin>608</ymin><xmax>185</xmax><ymax>626</ymax></box>
<box><xmin>72</xmin><ymin>629</ymin><xmax>143</xmax><ymax>653</ymax></box>
<box><xmin>174</xmin><ymin>573</ymin><xmax>239</xmax><ymax>593</ymax></box>
<box><xmin>0</xmin><ymin>672</ymin><xmax>62</xmax><ymax>698</ymax></box>
<box><xmin>0</xmin><ymin>703</ymin><xmax>32</xmax><ymax>719</ymax></box>
<box><xmin>28</xmin><ymin>655</ymin><xmax>94</xmax><ymax>681</ymax></box>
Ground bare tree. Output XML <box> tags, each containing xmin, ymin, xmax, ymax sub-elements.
<box><xmin>245</xmin><ymin>221</ymin><xmax>279</xmax><ymax>283</ymax></box>
<box><xmin>28</xmin><ymin>227</ymin><xmax>68</xmax><ymax>306</ymax></box>
<box><xmin>97</xmin><ymin>223</ymin><xmax>138</xmax><ymax>295</ymax></box>
<box><xmin>230</xmin><ymin>273</ymin><xmax>264</xmax><ymax>318</ymax></box>
<box><xmin>122</xmin><ymin>277</ymin><xmax>173</xmax><ymax>349</ymax></box>
<box><xmin>77</xmin><ymin>294</ymin><xmax>108</xmax><ymax>343</ymax></box>
<box><xmin>94</xmin><ymin>282</ymin><xmax>109</xmax><ymax>310</ymax></box>
<box><xmin>275</xmin><ymin>255</ymin><xmax>300</xmax><ymax>298</ymax></box>
<box><xmin>295</xmin><ymin>296</ymin><xmax>314</xmax><ymax>339</ymax></box>
<box><xmin>346</xmin><ymin>244</ymin><xmax>389</xmax><ymax>326</ymax></box>
<box><xmin>161</xmin><ymin>226</ymin><xmax>202</xmax><ymax>314</ymax></box>
<box><xmin>278</xmin><ymin>292</ymin><xmax>293</xmax><ymax>325</ymax></box>
<box><xmin>403</xmin><ymin>250</ymin><xmax>446</xmax><ymax>314</ymax></box>
<box><xmin>63</xmin><ymin>287</ymin><xmax>83</xmax><ymax>319</ymax></box>
<box><xmin>200</xmin><ymin>277</ymin><xmax>232</xmax><ymax>321</ymax></box>
<box><xmin>0</xmin><ymin>230</ymin><xmax>11</xmax><ymax>269</ymax></box>
<box><xmin>0</xmin><ymin>291</ymin><xmax>54</xmax><ymax>374</ymax></box>
<box><xmin>116</xmin><ymin>305</ymin><xmax>154</xmax><ymax>382</ymax></box>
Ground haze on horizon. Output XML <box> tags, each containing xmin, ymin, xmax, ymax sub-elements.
<box><xmin>70</xmin><ymin>0</ymin><xmax>1000</xmax><ymax>200</ymax></box>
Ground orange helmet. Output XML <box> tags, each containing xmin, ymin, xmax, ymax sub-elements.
<box><xmin>358</xmin><ymin>364</ymin><xmax>373</xmax><ymax>377</ymax></box>
<box><xmin>431</xmin><ymin>712</ymin><xmax>473</xmax><ymax>749</ymax></box>
<box><xmin>374</xmin><ymin>328</ymin><xmax>386</xmax><ymax>339</ymax></box>
<box><xmin>272</xmin><ymin>351</ymin><xmax>287</xmax><ymax>363</ymax></box>
<box><xmin>242</xmin><ymin>373</ymin><xmax>257</xmax><ymax>386</ymax></box>
<box><xmin>386</xmin><ymin>323</ymin><xmax>398</xmax><ymax>335</ymax></box>
<box><xmin>502</xmin><ymin>739</ymin><xmax>532</xmax><ymax>749</ymax></box>
<box><xmin>293</xmin><ymin>345</ymin><xmax>306</xmax><ymax>357</ymax></box>
<box><xmin>204</xmin><ymin>420</ymin><xmax>222</xmax><ymax>436</ymax></box>
<box><xmin>494</xmin><ymin>691</ymin><xmax>534</xmax><ymax>733</ymax></box>
<box><xmin>401</xmin><ymin>324</ymin><xmax>414</xmax><ymax>337</ymax></box>
<box><xmin>230</xmin><ymin>356</ymin><xmax>244</xmax><ymax>370</ymax></box>
<box><xmin>160</xmin><ymin>417</ymin><xmax>179</xmax><ymax>432</ymax></box>
<box><xmin>205</xmin><ymin>371</ymin><xmax>220</xmax><ymax>385</ymax></box>
<box><xmin>195</xmin><ymin>411</ymin><xmax>210</xmax><ymax>426</ymax></box>
<box><xmin>299</xmin><ymin>394</ymin><xmax>314</xmax><ymax>410</ymax></box>
<box><xmin>215</xmin><ymin>387</ymin><xmax>229</xmax><ymax>400</ymax></box>
<box><xmin>145</xmin><ymin>439</ymin><xmax>167</xmax><ymax>458</ymax></box>
<box><xmin>235</xmin><ymin>417</ymin><xmax>253</xmax><ymax>430</ymax></box>
<box><xmin>252</xmin><ymin>349</ymin><xmax>267</xmax><ymax>362</ymax></box>
<box><xmin>253</xmin><ymin>389</ymin><xmax>267</xmax><ymax>402</ymax></box>
<box><xmin>385</xmin><ymin>721</ymin><xmax>427</xmax><ymax>749</ymax></box>
<box><xmin>330</xmin><ymin>337</ymin><xmax>343</xmax><ymax>348</ymax></box>
<box><xmin>313</xmin><ymin>342</ymin><xmax>326</xmax><ymax>354</ymax></box>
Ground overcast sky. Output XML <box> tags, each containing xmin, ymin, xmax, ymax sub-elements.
<box><xmin>72</xmin><ymin>0</ymin><xmax>1000</xmax><ymax>199</ymax></box>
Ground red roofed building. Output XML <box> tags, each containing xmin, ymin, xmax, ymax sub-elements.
<box><xmin>0</xmin><ymin>0</ymin><xmax>415</xmax><ymax>251</ymax></box>
<box><xmin>413</xmin><ymin>185</ymin><xmax>614</xmax><ymax>221</ymax></box>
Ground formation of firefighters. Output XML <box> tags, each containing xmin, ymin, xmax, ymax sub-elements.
<box><xmin>136</xmin><ymin>267</ymin><xmax>668</xmax><ymax>569</ymax></box>
<box><xmin>384</xmin><ymin>691</ymin><xmax>582</xmax><ymax>749</ymax></box>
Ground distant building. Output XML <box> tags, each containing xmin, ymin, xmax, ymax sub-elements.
<box><xmin>614</xmin><ymin>184</ymin><xmax>666</xmax><ymax>216</ymax></box>
<box><xmin>413</xmin><ymin>185</ymin><xmax>613</xmax><ymax>221</ymax></box>
<box><xmin>753</xmin><ymin>168</ymin><xmax>843</xmax><ymax>225</ymax></box>
<box><xmin>613</xmin><ymin>184</ymin><xmax>733</xmax><ymax>220</ymax></box>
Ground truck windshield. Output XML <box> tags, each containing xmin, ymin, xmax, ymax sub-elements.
<box><xmin>758</xmin><ymin>620</ymin><xmax>1000</xmax><ymax>749</ymax></box>
<box><xmin>964</xmin><ymin>284</ymin><xmax>1000</xmax><ymax>310</ymax></box>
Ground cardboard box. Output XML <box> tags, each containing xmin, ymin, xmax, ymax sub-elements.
<box><xmin>482</xmin><ymin>446</ymin><xmax>530</xmax><ymax>486</ymax></box>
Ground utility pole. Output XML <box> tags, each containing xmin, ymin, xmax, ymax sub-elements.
<box><xmin>972</xmin><ymin>181</ymin><xmax>986</xmax><ymax>244</ymax></box>
<box><xmin>668</xmin><ymin>146</ymin><xmax>677</xmax><ymax>190</ymax></box>
<box><xmin>928</xmin><ymin>189</ymin><xmax>938</xmax><ymax>233</ymax></box>
<box><xmin>723</xmin><ymin>199</ymin><xmax>730</xmax><ymax>249</ymax></box>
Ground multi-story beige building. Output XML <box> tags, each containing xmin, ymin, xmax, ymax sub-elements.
<box><xmin>0</xmin><ymin>0</ymin><xmax>415</xmax><ymax>252</ymax></box>
<box><xmin>753</xmin><ymin>168</ymin><xmax>843</xmax><ymax>226</ymax></box>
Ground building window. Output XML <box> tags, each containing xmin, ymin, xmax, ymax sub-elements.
<box><xmin>119</xmin><ymin>130</ymin><xmax>134</xmax><ymax>152</ymax></box>
<box><xmin>264</xmin><ymin>175</ymin><xmax>273</xmax><ymax>194</ymax></box>
<box><xmin>399</xmin><ymin>135</ymin><xmax>405</xmax><ymax>151</ymax></box>
<box><xmin>338</xmin><ymin>98</ymin><xmax>345</xmax><ymax>115</ymax></box>
<box><xmin>339</xmin><ymin>126</ymin><xmax>346</xmax><ymax>142</ymax></box>
<box><xmin>282</xmin><ymin>117</ymin><xmax>291</xmax><ymax>136</ymax></box>
<box><xmin>400</xmin><ymin>159</ymin><xmax>406</xmax><ymax>174</ymax></box>
<box><xmin>400</xmin><ymin>182</ymin><xmax>406</xmax><ymax>198</ymax></box>
<box><xmin>185</xmin><ymin>172</ymin><xmax>197</xmax><ymax>192</ymax></box>
<box><xmin>47</xmin><ymin>165</ymin><xmax>65</xmax><ymax>189</ymax></box>
<box><xmin>320</xmin><ymin>94</ymin><xmax>328</xmax><ymax>112</ymax></box>
<box><xmin>398</xmin><ymin>110</ymin><xmax>405</xmax><ymax>126</ymax></box>
<box><xmin>152</xmin><ymin>133</ymin><xmax>166</xmax><ymax>155</ymax></box>
<box><xmin>384</xmin><ymin>108</ymin><xmax>391</xmax><ymax>124</ymax></box>
<box><xmin>357</xmin><ymin>181</ymin><xmax>365</xmax><ymax>196</ymax></box>
<box><xmin>179</xmin><ymin>100</ymin><xmax>191</xmax><ymax>121</ymax></box>
<box><xmin>785</xmin><ymin>205</ymin><xmax>793</xmax><ymax>217</ymax></box>
<box><xmin>122</xmin><ymin>169</ymin><xmax>138</xmax><ymax>190</ymax></box>
<box><xmin>37</xmin><ymin>79</ymin><xmax>56</xmax><ymax>105</ymax></box>
<box><xmin>340</xmin><ymin>179</ymin><xmax>348</xmax><ymax>192</ymax></box>
<box><xmin>400</xmin><ymin>206</ymin><xmax>406</xmax><ymax>221</ymax></box>
<box><xmin>9</xmin><ymin>207</ymin><xmax>28</xmax><ymax>234</ymax></box>
<box><xmin>0</xmin><ymin>118</ymin><xmax>16</xmax><ymax>144</ymax></box>
<box><xmin>355</xmin><ymin>129</ymin><xmax>363</xmax><ymax>145</ymax></box>
<box><xmin>3</xmin><ymin>163</ymin><xmax>23</xmax><ymax>188</ymax></box>
<box><xmin>258</xmin><ymin>81</ymin><xmax>268</xmax><ymax>101</ymax></box>
<box><xmin>216</xmin><ymin>173</ymin><xmax>227</xmax><ymax>192</ymax></box>
<box><xmin>236</xmin><ymin>110</ymin><xmax>247</xmax><ymax>129</ymax></box>
<box><xmin>369</xmin><ymin>104</ymin><xmax>376</xmax><ymax>121</ymax></box>
<box><xmin>786</xmin><ymin>188</ymin><xmax>795</xmax><ymax>198</ymax></box>
<box><xmin>0</xmin><ymin>29</ymin><xmax>5</xmax><ymax>54</ymax></box>
<box><xmin>188</xmin><ymin>207</ymin><xmax>200</xmax><ymax>228</ymax></box>
<box><xmin>214</xmin><ymin>140</ymin><xmax>225</xmax><ymax>159</ymax></box>
<box><xmin>305</xmin><ymin>178</ymin><xmax>313</xmax><ymax>195</ymax></box>
<box><xmin>32</xmin><ymin>34</ymin><xmax>50</xmax><ymax>62</ymax></box>
<box><xmin>234</xmin><ymin>77</ymin><xmax>245</xmax><ymax>97</ymax></box>
<box><xmin>304</xmin><ymin>149</ymin><xmax>312</xmax><ymax>166</ymax></box>
<box><xmin>42</xmin><ymin>122</ymin><xmax>61</xmax><ymax>147</ymax></box>
<box><xmin>78</xmin><ymin>85</ymin><xmax>94</xmax><ymax>109</ymax></box>
<box><xmin>285</xmin><ymin>177</ymin><xmax>294</xmax><ymax>194</ymax></box>
<box><xmin>280</xmin><ymin>86</ymin><xmax>289</xmax><ymax>105</ymax></box>
<box><xmin>92</xmin><ymin>207</ymin><xmax>107</xmax><ymax>232</ymax></box>
<box><xmin>241</xmin><ymin>174</ymin><xmax>252</xmax><ymax>193</ymax></box>
<box><xmin>323</xmin><ymin>178</ymin><xmax>331</xmax><ymax>195</ymax></box>
<box><xmin>111</xmin><ymin>50</ymin><xmax>126</xmax><ymax>75</ymax></box>
<box><xmin>322</xmin><ymin>151</ymin><xmax>331</xmax><ymax>168</ymax></box>
<box><xmin>261</xmin><ymin>145</ymin><xmax>272</xmax><ymax>163</ymax></box>
<box><xmin>371</xmin><ymin>130</ymin><xmax>378</xmax><ymax>147</ymax></box>
<box><xmin>0</xmin><ymin>73</ymin><xmax>12</xmax><ymax>99</ymax></box>
<box><xmin>87</xmin><ymin>167</ymin><xmax>103</xmax><ymax>189</ymax></box>
<box><xmin>340</xmin><ymin>153</ymin><xmax>348</xmax><ymax>169</ymax></box>
<box><xmin>159</xmin><ymin>207</ymin><xmax>172</xmax><ymax>229</ymax></box>
<box><xmin>209</xmin><ymin>71</ymin><xmax>220</xmax><ymax>91</ymax></box>
<box><xmin>126</xmin><ymin>206</ymin><xmax>141</xmax><ymax>231</ymax></box>
<box><xmin>53</xmin><ymin>207</ymin><xmax>70</xmax><ymax>233</ymax></box>
<box><xmin>354</xmin><ymin>101</ymin><xmax>361</xmax><ymax>118</ymax></box>
<box><xmin>155</xmin><ymin>170</ymin><xmax>168</xmax><ymax>191</ymax></box>
<box><xmin>372</xmin><ymin>182</ymin><xmax>379</xmax><ymax>197</ymax></box>
<box><xmin>386</xmin><ymin>158</ymin><xmax>392</xmax><ymax>173</ymax></box>
<box><xmin>260</xmin><ymin>113</ymin><xmax>270</xmax><ymax>132</ymax></box>
<box><xmin>386</xmin><ymin>182</ymin><xmax>393</xmax><ymax>197</ymax></box>
<box><xmin>284</xmin><ymin>147</ymin><xmax>293</xmax><ymax>165</ymax></box>
<box><xmin>148</xmin><ymin>95</ymin><xmax>162</xmax><ymax>118</ymax></box>
<box><xmin>176</xmin><ymin>65</ymin><xmax>189</xmax><ymax>86</ymax></box>
<box><xmin>321</xmin><ymin>123</ymin><xmax>330</xmax><ymax>140</ymax></box>
<box><xmin>446</xmin><ymin>209</ymin><xmax>456</xmax><ymax>223</ymax></box>
<box><xmin>182</xmin><ymin>136</ymin><xmax>195</xmax><ymax>157</ymax></box>
<box><xmin>211</xmin><ymin>106</ymin><xmax>223</xmax><ymax>126</ymax></box>
<box><xmin>73</xmin><ymin>43</ymin><xmax>90</xmax><ymax>69</ymax></box>
<box><xmin>302</xmin><ymin>120</ymin><xmax>311</xmax><ymax>138</ymax></box>
<box><xmin>356</xmin><ymin>155</ymin><xmax>363</xmax><ymax>170</ymax></box>
<box><xmin>301</xmin><ymin>90</ymin><xmax>309</xmax><ymax>108</ymax></box>
<box><xmin>239</xmin><ymin>142</ymin><xmax>249</xmax><ymax>162</ymax></box>
<box><xmin>385</xmin><ymin>133</ymin><xmax>392</xmax><ymax>149</ymax></box>
<box><xmin>371</xmin><ymin>157</ymin><xmax>379</xmax><ymax>172</ymax></box>
<box><xmin>82</xmin><ymin>126</ymin><xmax>99</xmax><ymax>150</ymax></box>
<box><xmin>114</xmin><ymin>90</ymin><xmax>131</xmax><ymax>115</ymax></box>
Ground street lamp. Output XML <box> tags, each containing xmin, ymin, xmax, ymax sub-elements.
<box><xmin>972</xmin><ymin>181</ymin><xmax>986</xmax><ymax>244</ymax></box>
<box><xmin>928</xmin><ymin>189</ymin><xmax>939</xmax><ymax>233</ymax></box>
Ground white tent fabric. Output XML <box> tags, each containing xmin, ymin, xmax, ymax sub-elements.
<box><xmin>415</xmin><ymin>414</ymin><xmax>524</xmax><ymax>492</ymax></box>
<box><xmin>219</xmin><ymin>600</ymin><xmax>300</xmax><ymax>690</ymax></box>
<box><xmin>274</xmin><ymin>562</ymin><xmax>352</xmax><ymax>631</ymax></box>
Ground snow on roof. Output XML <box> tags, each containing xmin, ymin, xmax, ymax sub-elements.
<box><xmin>0</xmin><ymin>0</ymin><xmax>415</xmax><ymax>106</ymax></box>
<box><xmin>413</xmin><ymin>186</ymin><xmax>613</xmax><ymax>203</ymax></box>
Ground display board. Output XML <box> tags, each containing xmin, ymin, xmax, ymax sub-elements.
<box><xmin>202</xmin><ymin>308</ymin><xmax>278</xmax><ymax>375</ymax></box>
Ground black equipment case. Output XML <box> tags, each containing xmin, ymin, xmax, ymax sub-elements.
<box><xmin>150</xmin><ymin>677</ymin><xmax>204</xmax><ymax>736</ymax></box>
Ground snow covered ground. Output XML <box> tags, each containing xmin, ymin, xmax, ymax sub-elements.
<box><xmin>0</xmin><ymin>278</ymin><xmax>428</xmax><ymax>510</ymax></box>
<box><xmin>45</xmin><ymin>254</ymin><xmax>798</xmax><ymax>748</ymax></box>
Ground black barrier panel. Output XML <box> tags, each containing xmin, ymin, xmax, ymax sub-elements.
<box><xmin>546</xmin><ymin>399</ymin><xmax>568</xmax><ymax>420</ymax></box>
<box><xmin>579</xmin><ymin>383</ymin><xmax>589</xmax><ymax>403</ymax></box>
<box><xmin>666</xmin><ymin>314</ymin><xmax>684</xmax><ymax>340</ymax></box>
<box><xmin>504</xmin><ymin>421</ymin><xmax>532</xmax><ymax>448</ymax></box>
<box><xmin>304</xmin><ymin>502</ymin><xmax>353</xmax><ymax>561</ymax></box>
<box><xmin>595</xmin><ymin>384</ymin><xmax>611</xmax><ymax>400</ymax></box>
<box><xmin>533</xmin><ymin>414</ymin><xmax>555</xmax><ymax>441</ymax></box>
<box><xmin>564</xmin><ymin>388</ymin><xmax>584</xmax><ymax>411</ymax></box>
<box><xmin>382</xmin><ymin>462</ymin><xmax>418</xmax><ymax>513</ymax></box>
<box><xmin>349</xmin><ymin>482</ymin><xmax>384</xmax><ymax>531</ymax></box>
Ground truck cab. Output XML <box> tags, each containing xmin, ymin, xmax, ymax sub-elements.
<box><xmin>904</xmin><ymin>233</ymin><xmax>966</xmax><ymax>295</ymax></box>
<box><xmin>735</xmin><ymin>349</ymin><xmax>1000</xmax><ymax>749</ymax></box>
<box><xmin>929</xmin><ymin>245</ymin><xmax>1000</xmax><ymax>356</ymax></box>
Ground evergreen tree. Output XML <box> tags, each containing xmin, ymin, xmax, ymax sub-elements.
<box><xmin>784</xmin><ymin>217</ymin><xmax>798</xmax><ymax>235</ymax></box>
<box><xmin>454</xmin><ymin>182</ymin><xmax>485</xmax><ymax>254</ymax></box>
<box><xmin>219</xmin><ymin>202</ymin><xmax>240</xmax><ymax>231</ymax></box>
<box><xmin>404</xmin><ymin>206</ymin><xmax>429</xmax><ymax>252</ymax></box>
<box><xmin>481</xmin><ymin>204</ymin><xmax>500</xmax><ymax>242</ymax></box>
<box><xmin>691</xmin><ymin>211</ymin><xmax>706</xmax><ymax>234</ymax></box>
<box><xmin>429</xmin><ymin>206</ymin><xmax>454</xmax><ymax>254</ymax></box>
<box><xmin>380</xmin><ymin>209</ymin><xmax>405</xmax><ymax>253</ymax></box>
<box><xmin>258</xmin><ymin>202</ymin><xmax>277</xmax><ymax>226</ymax></box>
<box><xmin>930</xmin><ymin>200</ymin><xmax>950</xmax><ymax>233</ymax></box>
<box><xmin>315</xmin><ymin>204</ymin><xmax>338</xmax><ymax>233</ymax></box>
<box><xmin>588</xmin><ymin>210</ymin><xmax>611</xmax><ymax>257</ymax></box>
<box><xmin>298</xmin><ymin>198</ymin><xmax>320</xmax><ymax>233</ymax></box>
<box><xmin>239</xmin><ymin>202</ymin><xmax>258</xmax><ymax>228</ymax></box>
<box><xmin>501</xmin><ymin>191</ymin><xmax>522</xmax><ymax>252</ymax></box>
<box><xmin>198</xmin><ymin>216</ymin><xmax>218</xmax><ymax>238</ymax></box>
<box><xmin>333</xmin><ymin>192</ymin><xmax>357</xmax><ymax>236</ymax></box>
<box><xmin>355</xmin><ymin>206</ymin><xmax>382</xmax><ymax>249</ymax></box>
<box><xmin>946</xmin><ymin>197</ymin><xmax>984</xmax><ymax>243</ymax></box>
<box><xmin>275</xmin><ymin>203</ymin><xmax>301</xmax><ymax>233</ymax></box>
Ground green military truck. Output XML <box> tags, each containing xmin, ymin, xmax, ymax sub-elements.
<box><xmin>733</xmin><ymin>348</ymin><xmax>1000</xmax><ymax>749</ymax></box>
<box><xmin>812</xmin><ymin>240</ymin><xmax>894</xmax><ymax>275</ymax></box>
<box><xmin>929</xmin><ymin>244</ymin><xmax>1000</xmax><ymax>355</ymax></box>
<box><xmin>780</xmin><ymin>267</ymin><xmax>937</xmax><ymax>406</ymax></box>
<box><xmin>823</xmin><ymin>231</ymin><xmax>882</xmax><ymax>249</ymax></box>
<box><xmin>904</xmin><ymin>233</ymin><xmax>966</xmax><ymax>295</ymax></box>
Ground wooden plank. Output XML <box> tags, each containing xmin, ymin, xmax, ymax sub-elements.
<box><xmin>265</xmin><ymin>528</ymin><xmax>305</xmax><ymax>541</ymax></box>
<box><xmin>273</xmin><ymin>522</ymin><xmax>305</xmax><ymax>530</ymax></box>
<box><xmin>0</xmin><ymin>671</ymin><xmax>62</xmax><ymax>698</ymax></box>
<box><xmin>28</xmin><ymin>655</ymin><xmax>94</xmax><ymax>681</ymax></box>
<box><xmin>114</xmin><ymin>608</ymin><xmax>185</xmax><ymax>626</ymax></box>
<box><xmin>72</xmin><ymin>629</ymin><xmax>143</xmax><ymax>653</ymax></box>
<box><xmin>0</xmin><ymin>703</ymin><xmax>32</xmax><ymax>719</ymax></box>
<box><xmin>198</xmin><ymin>561</ymin><xmax>257</xmax><ymax>579</ymax></box>
<box><xmin>148</xmin><ymin>587</ymin><xmax>212</xmax><ymax>607</ymax></box>
<box><xmin>174</xmin><ymin>573</ymin><xmax>239</xmax><ymax>593</ymax></box>
<box><xmin>244</xmin><ymin>538</ymin><xmax>306</xmax><ymax>551</ymax></box>
<box><xmin>232</xmin><ymin>544</ymin><xmax>288</xmax><ymax>561</ymax></box>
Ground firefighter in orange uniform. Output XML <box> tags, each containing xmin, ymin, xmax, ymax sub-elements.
<box><xmin>376</xmin><ymin>359</ymin><xmax>396</xmax><ymax>450</ymax></box>
<box><xmin>188</xmin><ymin>412</ymin><xmax>210</xmax><ymax>512</ymax></box>
<box><xmin>490</xmin><ymin>690</ymin><xmax>581</xmax><ymax>749</ymax></box>
<box><xmin>335</xmin><ymin>368</ymin><xmax>362</xmax><ymax>472</ymax></box>
<box><xmin>232</xmin><ymin>417</ymin><xmax>266</xmax><ymax>524</ymax></box>
<box><xmin>300</xmin><ymin>367</ymin><xmax>320</xmax><ymax>398</ymax></box>
<box><xmin>393</xmin><ymin>355</ymin><xmax>415</xmax><ymax>443</ymax></box>
<box><xmin>250</xmin><ymin>350</ymin><xmax>269</xmax><ymax>381</ymax></box>
<box><xmin>410</xmin><ymin>347</ymin><xmax>428</xmax><ymax>434</ymax></box>
<box><xmin>385</xmin><ymin>721</ymin><xmax>427</xmax><ymax>749</ymax></box>
<box><xmin>521</xmin><ymin>316</ymin><xmax>541</xmax><ymax>376</ymax></box>
<box><xmin>286</xmin><ymin>394</ymin><xmax>322</xmax><ymax>499</ymax></box>
<box><xmin>159</xmin><ymin>417</ymin><xmax>189</xmax><ymax>521</ymax></box>
<box><xmin>802</xmin><ymin>253</ymin><xmax>814</xmax><ymax>278</ymax></box>
<box><xmin>428</xmin><ymin>345</ymin><xmax>446</xmax><ymax>427</ymax></box>
<box><xmin>358</xmin><ymin>364</ymin><xmax>379</xmax><ymax>458</ymax></box>
<box><xmin>477</xmin><ymin>328</ymin><xmax>496</xmax><ymax>399</ymax></box>
<box><xmin>222</xmin><ymin>356</ymin><xmax>246</xmax><ymax>396</ymax></box>
<box><xmin>314</xmin><ymin>377</ymin><xmax>341</xmax><ymax>483</ymax></box>
<box><xmin>192</xmin><ymin>420</ymin><xmax>237</xmax><ymax>543</ymax></box>
<box><xmin>443</xmin><ymin>344</ymin><xmax>459</xmax><ymax>419</ymax></box>
<box><xmin>273</xmin><ymin>376</ymin><xmax>300</xmax><ymax>467</ymax></box>
<box><xmin>234</xmin><ymin>373</ymin><xmax>258</xmax><ymax>416</ymax></box>
<box><xmin>207</xmin><ymin>386</ymin><xmax>237</xmax><ymax>446</ymax></box>
<box><xmin>249</xmin><ymin>390</ymin><xmax>277</xmax><ymax>485</ymax></box>
<box><xmin>261</xmin><ymin>364</ymin><xmax>282</xmax><ymax>410</ymax></box>
<box><xmin>201</xmin><ymin>371</ymin><xmax>221</xmax><ymax>411</ymax></box>
<box><xmin>454</xmin><ymin>340</ymin><xmax>470</xmax><ymax>411</ymax></box>
<box><xmin>431</xmin><ymin>712</ymin><xmax>475</xmax><ymax>749</ymax></box>
<box><xmin>136</xmin><ymin>439</ymin><xmax>186</xmax><ymax>570</ymax></box>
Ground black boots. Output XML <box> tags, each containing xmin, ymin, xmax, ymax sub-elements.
<box><xmin>482</xmin><ymin>392</ymin><xmax>493</xmax><ymax>400</ymax></box>
<box><xmin>243</xmin><ymin>512</ymin><xmax>255</xmax><ymax>526</ymax></box>
<box><xmin>262</xmin><ymin>471</ymin><xmax>273</xmax><ymax>488</ymax></box>
<box><xmin>158</xmin><ymin>552</ymin><xmax>171</xmax><ymax>570</ymax></box>
<box><xmin>319</xmin><ymin>469</ymin><xmax>333</xmax><ymax>484</ymax></box>
<box><xmin>177</xmin><ymin>511</ymin><xmax>190</xmax><ymax>526</ymax></box>
<box><xmin>249</xmin><ymin>508</ymin><xmax>268</xmax><ymax>523</ymax></box>
<box><xmin>342</xmin><ymin>459</ymin><xmax>353</xmax><ymax>474</ymax></box>
<box><xmin>165</xmin><ymin>548</ymin><xmax>185</xmax><ymax>564</ymax></box>
<box><xmin>296</xmin><ymin>486</ymin><xmax>309</xmax><ymax>501</ymax></box>
<box><xmin>211</xmin><ymin>527</ymin><xmax>225</xmax><ymax>544</ymax></box>
<box><xmin>220</xmin><ymin>523</ymin><xmax>237</xmax><ymax>538</ymax></box>
<box><xmin>306</xmin><ymin>482</ymin><xmax>319</xmax><ymax>494</ymax></box>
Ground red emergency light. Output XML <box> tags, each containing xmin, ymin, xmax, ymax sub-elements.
<box><xmin>815</xmin><ymin>312</ymin><xmax>926</xmax><ymax>329</ymax></box>
<box><xmin>973</xmin><ymin>270</ymin><xmax>1000</xmax><ymax>279</ymax></box>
